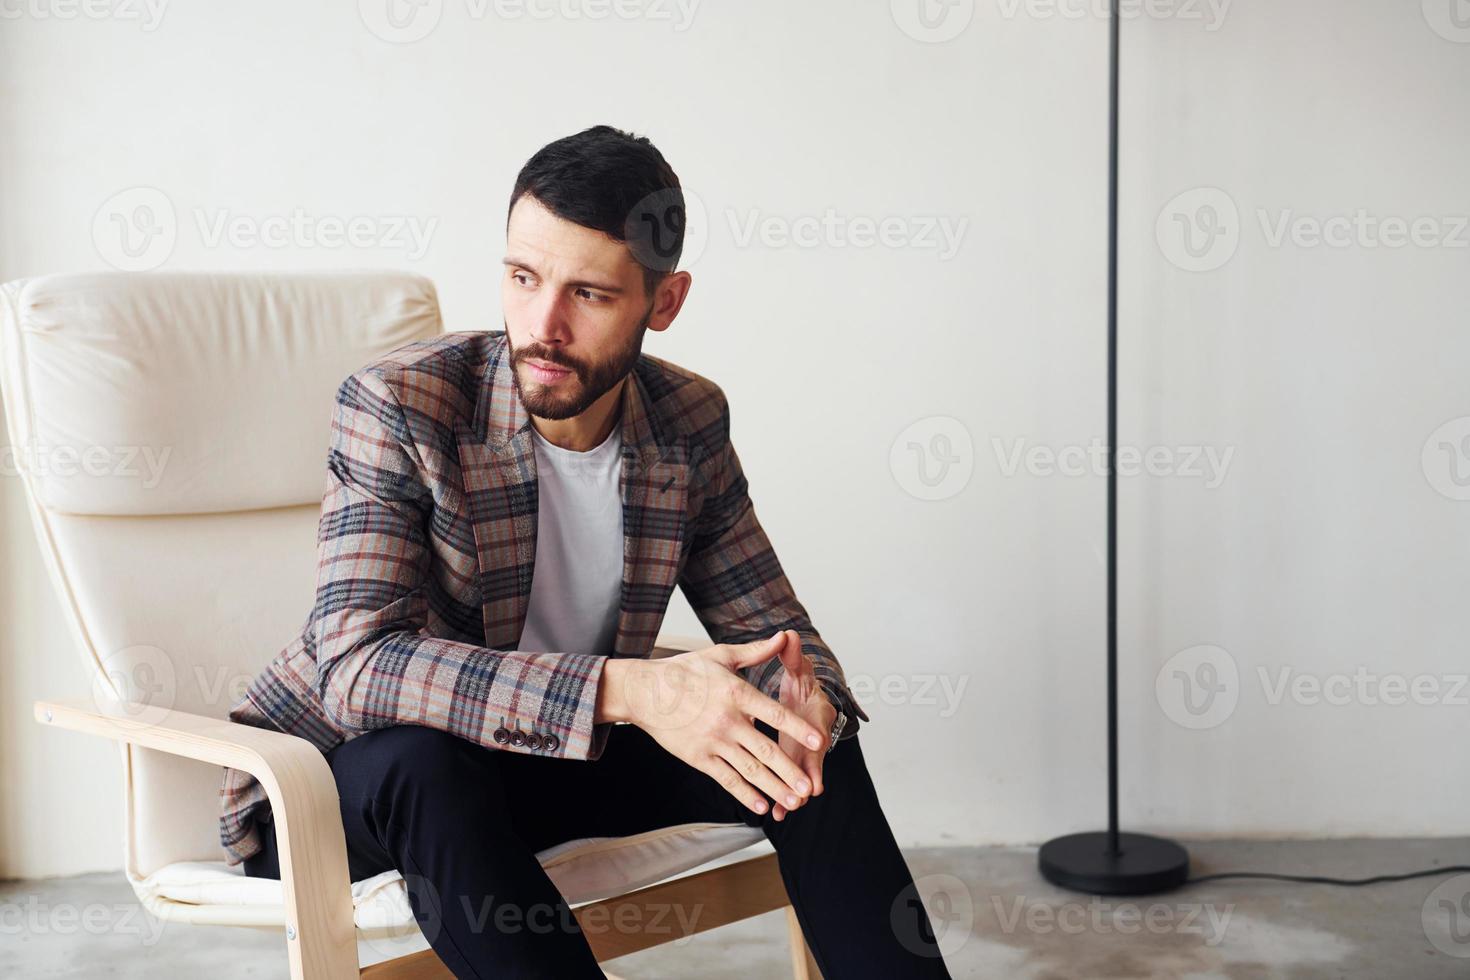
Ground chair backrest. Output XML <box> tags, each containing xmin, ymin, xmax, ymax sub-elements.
<box><xmin>0</xmin><ymin>270</ymin><xmax>442</xmax><ymax>877</ymax></box>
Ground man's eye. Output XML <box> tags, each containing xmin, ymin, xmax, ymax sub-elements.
<box><xmin>576</xmin><ymin>288</ymin><xmax>607</xmax><ymax>302</ymax></box>
<box><xmin>511</xmin><ymin>272</ymin><xmax>533</xmax><ymax>287</ymax></box>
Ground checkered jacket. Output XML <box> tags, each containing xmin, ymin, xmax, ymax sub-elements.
<box><xmin>218</xmin><ymin>329</ymin><xmax>868</xmax><ymax>867</ymax></box>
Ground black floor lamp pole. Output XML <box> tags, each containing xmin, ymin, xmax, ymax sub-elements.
<box><xmin>1036</xmin><ymin>0</ymin><xmax>1191</xmax><ymax>896</ymax></box>
<box><xmin>1106</xmin><ymin>0</ymin><xmax>1120</xmax><ymax>856</ymax></box>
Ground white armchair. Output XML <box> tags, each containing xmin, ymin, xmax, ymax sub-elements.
<box><xmin>0</xmin><ymin>270</ymin><xmax>821</xmax><ymax>979</ymax></box>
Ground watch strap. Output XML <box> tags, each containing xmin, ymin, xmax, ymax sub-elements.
<box><xmin>825</xmin><ymin>709</ymin><xmax>847</xmax><ymax>754</ymax></box>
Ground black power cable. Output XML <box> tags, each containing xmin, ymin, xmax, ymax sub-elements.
<box><xmin>1187</xmin><ymin>865</ymin><xmax>1470</xmax><ymax>887</ymax></box>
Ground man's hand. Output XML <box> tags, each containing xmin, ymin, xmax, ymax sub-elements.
<box><xmin>767</xmin><ymin>629</ymin><xmax>837</xmax><ymax>821</ymax></box>
<box><xmin>597</xmin><ymin>632</ymin><xmax>827</xmax><ymax>818</ymax></box>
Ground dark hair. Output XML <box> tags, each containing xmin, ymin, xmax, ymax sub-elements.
<box><xmin>508</xmin><ymin>124</ymin><xmax>685</xmax><ymax>299</ymax></box>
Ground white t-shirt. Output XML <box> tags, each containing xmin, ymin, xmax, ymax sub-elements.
<box><xmin>516</xmin><ymin>422</ymin><xmax>624</xmax><ymax>658</ymax></box>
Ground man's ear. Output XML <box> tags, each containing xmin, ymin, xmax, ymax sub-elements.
<box><xmin>646</xmin><ymin>270</ymin><xmax>692</xmax><ymax>333</ymax></box>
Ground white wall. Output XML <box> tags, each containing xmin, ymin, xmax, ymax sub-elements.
<box><xmin>2</xmin><ymin>0</ymin><xmax>1467</xmax><ymax>878</ymax></box>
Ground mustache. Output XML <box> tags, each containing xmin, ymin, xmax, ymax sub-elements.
<box><xmin>513</xmin><ymin>345</ymin><xmax>583</xmax><ymax>377</ymax></box>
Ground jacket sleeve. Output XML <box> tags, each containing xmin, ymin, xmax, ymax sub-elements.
<box><xmin>310</xmin><ymin>369</ymin><xmax>614</xmax><ymax>761</ymax></box>
<box><xmin>677</xmin><ymin>395</ymin><xmax>870</xmax><ymax>742</ymax></box>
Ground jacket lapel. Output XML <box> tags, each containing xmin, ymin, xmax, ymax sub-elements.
<box><xmin>614</xmin><ymin>365</ymin><xmax>691</xmax><ymax>657</ymax></box>
<box><xmin>455</xmin><ymin>332</ymin><xmax>690</xmax><ymax>657</ymax></box>
<box><xmin>453</xmin><ymin>334</ymin><xmax>537</xmax><ymax>648</ymax></box>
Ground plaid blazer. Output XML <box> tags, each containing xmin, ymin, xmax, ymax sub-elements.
<box><xmin>218</xmin><ymin>329</ymin><xmax>868</xmax><ymax>867</ymax></box>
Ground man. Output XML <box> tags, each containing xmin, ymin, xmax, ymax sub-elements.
<box><xmin>221</xmin><ymin>125</ymin><xmax>951</xmax><ymax>978</ymax></box>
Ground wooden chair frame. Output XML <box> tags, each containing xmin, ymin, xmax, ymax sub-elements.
<box><xmin>34</xmin><ymin>698</ymin><xmax>822</xmax><ymax>978</ymax></box>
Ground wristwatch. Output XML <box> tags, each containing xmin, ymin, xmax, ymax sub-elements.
<box><xmin>825</xmin><ymin>708</ymin><xmax>848</xmax><ymax>754</ymax></box>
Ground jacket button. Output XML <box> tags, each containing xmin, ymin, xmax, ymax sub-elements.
<box><xmin>510</xmin><ymin>730</ymin><xmax>526</xmax><ymax>747</ymax></box>
<box><xmin>493</xmin><ymin>727</ymin><xmax>510</xmax><ymax>745</ymax></box>
<box><xmin>543</xmin><ymin>734</ymin><xmax>560</xmax><ymax>752</ymax></box>
<box><xmin>525</xmin><ymin>733</ymin><xmax>542</xmax><ymax>749</ymax></box>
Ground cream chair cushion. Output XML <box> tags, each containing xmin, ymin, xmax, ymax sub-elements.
<box><xmin>3</xmin><ymin>269</ymin><xmax>440</xmax><ymax>516</ymax></box>
<box><xmin>135</xmin><ymin>825</ymin><xmax>771</xmax><ymax>968</ymax></box>
<box><xmin>0</xmin><ymin>270</ymin><xmax>445</xmax><ymax>878</ymax></box>
<box><xmin>135</xmin><ymin>824</ymin><xmax>769</xmax><ymax>924</ymax></box>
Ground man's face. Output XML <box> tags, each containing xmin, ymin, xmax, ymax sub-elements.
<box><xmin>501</xmin><ymin>194</ymin><xmax>655</xmax><ymax>422</ymax></box>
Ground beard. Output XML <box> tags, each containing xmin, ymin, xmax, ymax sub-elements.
<box><xmin>506</xmin><ymin>306</ymin><xmax>651</xmax><ymax>421</ymax></box>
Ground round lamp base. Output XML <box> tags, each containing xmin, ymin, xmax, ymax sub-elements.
<box><xmin>1038</xmin><ymin>831</ymin><xmax>1190</xmax><ymax>895</ymax></box>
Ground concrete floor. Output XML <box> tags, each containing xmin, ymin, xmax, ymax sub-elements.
<box><xmin>3</xmin><ymin>838</ymin><xmax>1467</xmax><ymax>978</ymax></box>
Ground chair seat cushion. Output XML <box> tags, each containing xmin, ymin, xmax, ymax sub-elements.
<box><xmin>130</xmin><ymin>822</ymin><xmax>770</xmax><ymax>932</ymax></box>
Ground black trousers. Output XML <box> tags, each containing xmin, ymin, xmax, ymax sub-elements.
<box><xmin>243</xmin><ymin>720</ymin><xmax>952</xmax><ymax>979</ymax></box>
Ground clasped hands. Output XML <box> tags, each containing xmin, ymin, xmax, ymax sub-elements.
<box><xmin>596</xmin><ymin>629</ymin><xmax>837</xmax><ymax>821</ymax></box>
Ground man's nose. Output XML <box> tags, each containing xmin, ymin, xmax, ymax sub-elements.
<box><xmin>528</xmin><ymin>290</ymin><xmax>572</xmax><ymax>347</ymax></box>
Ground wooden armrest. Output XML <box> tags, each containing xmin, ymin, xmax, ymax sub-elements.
<box><xmin>35</xmin><ymin>698</ymin><xmax>359</xmax><ymax>980</ymax></box>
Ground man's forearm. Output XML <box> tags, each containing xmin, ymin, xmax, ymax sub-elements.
<box><xmin>594</xmin><ymin>657</ymin><xmax>638</xmax><ymax>724</ymax></box>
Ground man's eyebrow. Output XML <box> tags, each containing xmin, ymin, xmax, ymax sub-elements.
<box><xmin>500</xmin><ymin>256</ymin><xmax>626</xmax><ymax>295</ymax></box>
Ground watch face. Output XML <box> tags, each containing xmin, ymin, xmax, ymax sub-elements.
<box><xmin>827</xmin><ymin>711</ymin><xmax>847</xmax><ymax>752</ymax></box>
